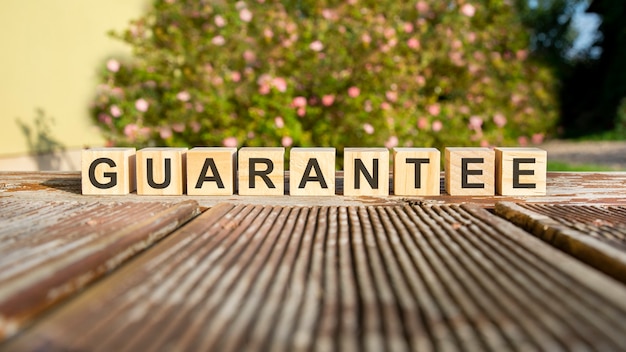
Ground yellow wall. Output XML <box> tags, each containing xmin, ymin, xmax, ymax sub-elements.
<box><xmin>0</xmin><ymin>0</ymin><xmax>149</xmax><ymax>156</ymax></box>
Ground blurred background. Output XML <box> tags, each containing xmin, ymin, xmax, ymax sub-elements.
<box><xmin>1</xmin><ymin>0</ymin><xmax>624</xmax><ymax>171</ymax></box>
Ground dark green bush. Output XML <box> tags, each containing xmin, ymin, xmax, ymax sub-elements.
<box><xmin>92</xmin><ymin>0</ymin><xmax>559</xmax><ymax>154</ymax></box>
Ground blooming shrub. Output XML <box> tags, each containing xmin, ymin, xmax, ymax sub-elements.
<box><xmin>92</xmin><ymin>0</ymin><xmax>558</xmax><ymax>157</ymax></box>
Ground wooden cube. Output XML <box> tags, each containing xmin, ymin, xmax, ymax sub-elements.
<box><xmin>81</xmin><ymin>148</ymin><xmax>136</xmax><ymax>195</ymax></box>
<box><xmin>495</xmin><ymin>147</ymin><xmax>547</xmax><ymax>196</ymax></box>
<box><xmin>238</xmin><ymin>147</ymin><xmax>285</xmax><ymax>196</ymax></box>
<box><xmin>187</xmin><ymin>147</ymin><xmax>237</xmax><ymax>196</ymax></box>
<box><xmin>136</xmin><ymin>148</ymin><xmax>187</xmax><ymax>195</ymax></box>
<box><xmin>393</xmin><ymin>148</ymin><xmax>440</xmax><ymax>196</ymax></box>
<box><xmin>445</xmin><ymin>147</ymin><xmax>495</xmax><ymax>196</ymax></box>
<box><xmin>289</xmin><ymin>148</ymin><xmax>336</xmax><ymax>196</ymax></box>
<box><xmin>344</xmin><ymin>148</ymin><xmax>389</xmax><ymax>196</ymax></box>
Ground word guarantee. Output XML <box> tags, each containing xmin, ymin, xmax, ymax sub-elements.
<box><xmin>81</xmin><ymin>147</ymin><xmax>547</xmax><ymax>197</ymax></box>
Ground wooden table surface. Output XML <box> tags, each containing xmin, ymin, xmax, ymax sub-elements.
<box><xmin>1</xmin><ymin>171</ymin><xmax>626</xmax><ymax>351</ymax></box>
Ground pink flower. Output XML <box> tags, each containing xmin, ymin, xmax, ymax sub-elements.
<box><xmin>98</xmin><ymin>113</ymin><xmax>112</xmax><ymax>125</ymax></box>
<box><xmin>363</xmin><ymin>123</ymin><xmax>375</xmax><ymax>135</ymax></box>
<box><xmin>361</xmin><ymin>33</ymin><xmax>372</xmax><ymax>44</ymax></box>
<box><xmin>532</xmin><ymin>133</ymin><xmax>545</xmax><ymax>145</ymax></box>
<box><xmin>468</xmin><ymin>116</ymin><xmax>483</xmax><ymax>130</ymax></box>
<box><xmin>263</xmin><ymin>28</ymin><xmax>274</xmax><ymax>39</ymax></box>
<box><xmin>110</xmin><ymin>105</ymin><xmax>122</xmax><ymax>118</ymax></box>
<box><xmin>427</xmin><ymin>104</ymin><xmax>440</xmax><ymax>116</ymax></box>
<box><xmin>258</xmin><ymin>84</ymin><xmax>270</xmax><ymax>95</ymax></box>
<box><xmin>172</xmin><ymin>123</ymin><xmax>185</xmax><ymax>133</ymax></box>
<box><xmin>243</xmin><ymin>50</ymin><xmax>256</xmax><ymax>62</ymax></box>
<box><xmin>385</xmin><ymin>136</ymin><xmax>399</xmax><ymax>149</ymax></box>
<box><xmin>385</xmin><ymin>91</ymin><xmax>398</xmax><ymax>102</ymax></box>
<box><xmin>212</xmin><ymin>35</ymin><xmax>226</xmax><ymax>46</ymax></box>
<box><xmin>518</xmin><ymin>136</ymin><xmax>529</xmax><ymax>146</ymax></box>
<box><xmin>159</xmin><ymin>127</ymin><xmax>172</xmax><ymax>139</ymax></box>
<box><xmin>309</xmin><ymin>40</ymin><xmax>324</xmax><ymax>52</ymax></box>
<box><xmin>480</xmin><ymin>140</ymin><xmax>490</xmax><ymax>148</ymax></box>
<box><xmin>124</xmin><ymin>124</ymin><xmax>138</xmax><ymax>140</ymax></box>
<box><xmin>493</xmin><ymin>113</ymin><xmax>507</xmax><ymax>128</ymax></box>
<box><xmin>214</xmin><ymin>15</ymin><xmax>227</xmax><ymax>27</ymax></box>
<box><xmin>322</xmin><ymin>94</ymin><xmax>335</xmax><ymax>106</ymax></box>
<box><xmin>416</xmin><ymin>75</ymin><xmax>426</xmax><ymax>86</ymax></box>
<box><xmin>195</xmin><ymin>103</ymin><xmax>205</xmax><ymax>113</ymax></box>
<box><xmin>135</xmin><ymin>98</ymin><xmax>149</xmax><ymax>112</ymax></box>
<box><xmin>231</xmin><ymin>71</ymin><xmax>241</xmax><ymax>82</ymax></box>
<box><xmin>297</xmin><ymin>107</ymin><xmax>306</xmax><ymax>117</ymax></box>
<box><xmin>461</xmin><ymin>3</ymin><xmax>476</xmax><ymax>17</ymax></box>
<box><xmin>380</xmin><ymin>102</ymin><xmax>391</xmax><ymax>110</ymax></box>
<box><xmin>417</xmin><ymin>117</ymin><xmax>429</xmax><ymax>130</ymax></box>
<box><xmin>432</xmin><ymin>120</ymin><xmax>443</xmax><ymax>132</ymax></box>
<box><xmin>404</xmin><ymin>22</ymin><xmax>414</xmax><ymax>33</ymax></box>
<box><xmin>348</xmin><ymin>86</ymin><xmax>360</xmax><ymax>98</ymax></box>
<box><xmin>281</xmin><ymin>136</ymin><xmax>293</xmax><ymax>147</ymax></box>
<box><xmin>275</xmin><ymin>116</ymin><xmax>284</xmax><ymax>128</ymax></box>
<box><xmin>416</xmin><ymin>1</ymin><xmax>429</xmax><ymax>13</ymax></box>
<box><xmin>407</xmin><ymin>38</ymin><xmax>420</xmax><ymax>50</ymax></box>
<box><xmin>239</xmin><ymin>8</ymin><xmax>253</xmax><ymax>22</ymax></box>
<box><xmin>222</xmin><ymin>136</ymin><xmax>238</xmax><ymax>147</ymax></box>
<box><xmin>190</xmin><ymin>121</ymin><xmax>201</xmax><ymax>133</ymax></box>
<box><xmin>292</xmin><ymin>96</ymin><xmax>307</xmax><ymax>108</ymax></box>
<box><xmin>176</xmin><ymin>91</ymin><xmax>191</xmax><ymax>102</ymax></box>
<box><xmin>106</xmin><ymin>59</ymin><xmax>120</xmax><ymax>73</ymax></box>
<box><xmin>272</xmin><ymin>77</ymin><xmax>287</xmax><ymax>92</ymax></box>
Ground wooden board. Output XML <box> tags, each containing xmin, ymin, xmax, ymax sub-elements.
<box><xmin>0</xmin><ymin>199</ymin><xmax>200</xmax><ymax>340</ymax></box>
<box><xmin>5</xmin><ymin>203</ymin><xmax>626</xmax><ymax>351</ymax></box>
<box><xmin>495</xmin><ymin>201</ymin><xmax>626</xmax><ymax>284</ymax></box>
<box><xmin>3</xmin><ymin>171</ymin><xmax>626</xmax><ymax>207</ymax></box>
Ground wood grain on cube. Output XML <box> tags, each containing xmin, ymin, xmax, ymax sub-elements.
<box><xmin>289</xmin><ymin>148</ymin><xmax>336</xmax><ymax>196</ymax></box>
<box><xmin>393</xmin><ymin>148</ymin><xmax>440</xmax><ymax>196</ymax></box>
<box><xmin>187</xmin><ymin>147</ymin><xmax>237</xmax><ymax>196</ymax></box>
<box><xmin>81</xmin><ymin>148</ymin><xmax>136</xmax><ymax>195</ymax></box>
<box><xmin>136</xmin><ymin>148</ymin><xmax>187</xmax><ymax>196</ymax></box>
<box><xmin>238</xmin><ymin>147</ymin><xmax>285</xmax><ymax>196</ymax></box>
<box><xmin>495</xmin><ymin>147</ymin><xmax>547</xmax><ymax>196</ymax></box>
<box><xmin>344</xmin><ymin>148</ymin><xmax>389</xmax><ymax>196</ymax></box>
<box><xmin>445</xmin><ymin>147</ymin><xmax>495</xmax><ymax>196</ymax></box>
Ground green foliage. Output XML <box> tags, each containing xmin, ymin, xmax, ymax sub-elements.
<box><xmin>92</xmin><ymin>0</ymin><xmax>559</xmax><ymax>154</ymax></box>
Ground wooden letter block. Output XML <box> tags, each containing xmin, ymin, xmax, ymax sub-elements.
<box><xmin>495</xmin><ymin>147</ymin><xmax>547</xmax><ymax>196</ymax></box>
<box><xmin>445</xmin><ymin>147</ymin><xmax>495</xmax><ymax>196</ymax></box>
<box><xmin>136</xmin><ymin>147</ymin><xmax>187</xmax><ymax>195</ymax></box>
<box><xmin>186</xmin><ymin>147</ymin><xmax>237</xmax><ymax>196</ymax></box>
<box><xmin>238</xmin><ymin>147</ymin><xmax>285</xmax><ymax>196</ymax></box>
<box><xmin>82</xmin><ymin>148</ymin><xmax>136</xmax><ymax>195</ymax></box>
<box><xmin>289</xmin><ymin>148</ymin><xmax>336</xmax><ymax>196</ymax></box>
<box><xmin>344</xmin><ymin>148</ymin><xmax>389</xmax><ymax>196</ymax></box>
<box><xmin>393</xmin><ymin>148</ymin><xmax>440</xmax><ymax>196</ymax></box>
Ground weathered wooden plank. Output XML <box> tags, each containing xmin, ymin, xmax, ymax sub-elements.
<box><xmin>5</xmin><ymin>203</ymin><xmax>626</xmax><ymax>351</ymax></box>
<box><xmin>3</xmin><ymin>171</ymin><xmax>626</xmax><ymax>207</ymax></box>
<box><xmin>495</xmin><ymin>201</ymin><xmax>626</xmax><ymax>284</ymax></box>
<box><xmin>0</xmin><ymin>199</ymin><xmax>200</xmax><ymax>340</ymax></box>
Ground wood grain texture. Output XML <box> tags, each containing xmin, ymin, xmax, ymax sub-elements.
<box><xmin>186</xmin><ymin>147</ymin><xmax>237</xmax><ymax>196</ymax></box>
<box><xmin>3</xmin><ymin>171</ymin><xmax>626</xmax><ymax>207</ymax></box>
<box><xmin>136</xmin><ymin>148</ymin><xmax>187</xmax><ymax>196</ymax></box>
<box><xmin>81</xmin><ymin>148</ymin><xmax>136</xmax><ymax>195</ymax></box>
<box><xmin>238</xmin><ymin>147</ymin><xmax>285</xmax><ymax>196</ymax></box>
<box><xmin>445</xmin><ymin>147</ymin><xmax>495</xmax><ymax>196</ymax></box>
<box><xmin>343</xmin><ymin>148</ymin><xmax>389</xmax><ymax>197</ymax></box>
<box><xmin>5</xmin><ymin>203</ymin><xmax>626</xmax><ymax>351</ymax></box>
<box><xmin>495</xmin><ymin>201</ymin><xmax>626</xmax><ymax>283</ymax></box>
<box><xmin>289</xmin><ymin>148</ymin><xmax>336</xmax><ymax>196</ymax></box>
<box><xmin>495</xmin><ymin>148</ymin><xmax>547</xmax><ymax>196</ymax></box>
<box><xmin>0</xmin><ymin>199</ymin><xmax>200</xmax><ymax>340</ymax></box>
<box><xmin>393</xmin><ymin>148</ymin><xmax>440</xmax><ymax>196</ymax></box>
